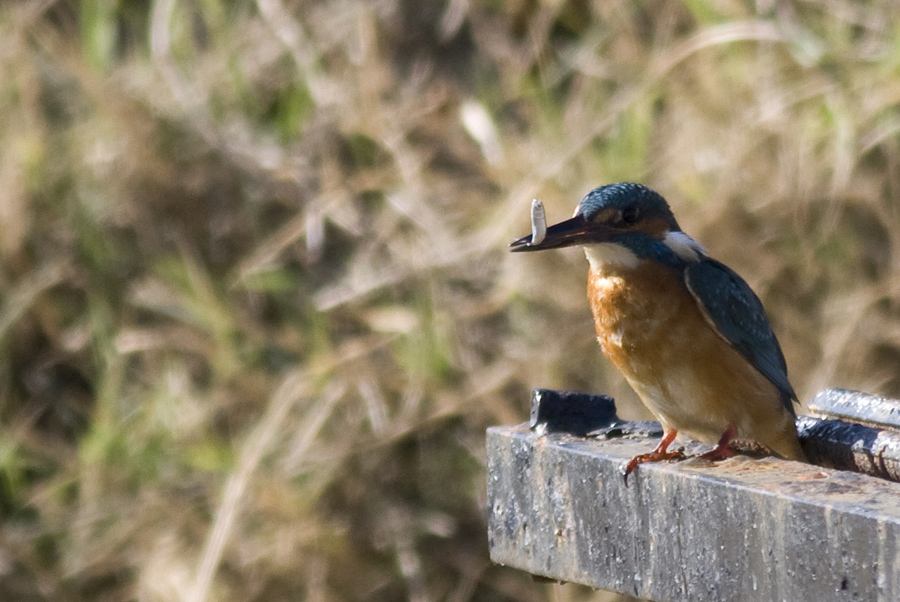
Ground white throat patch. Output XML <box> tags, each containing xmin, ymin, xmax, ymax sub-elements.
<box><xmin>662</xmin><ymin>231</ymin><xmax>705</xmax><ymax>262</ymax></box>
<box><xmin>583</xmin><ymin>243</ymin><xmax>640</xmax><ymax>271</ymax></box>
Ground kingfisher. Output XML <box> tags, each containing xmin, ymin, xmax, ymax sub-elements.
<box><xmin>510</xmin><ymin>183</ymin><xmax>805</xmax><ymax>479</ymax></box>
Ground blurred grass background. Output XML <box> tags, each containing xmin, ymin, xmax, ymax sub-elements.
<box><xmin>3</xmin><ymin>0</ymin><xmax>900</xmax><ymax>600</ymax></box>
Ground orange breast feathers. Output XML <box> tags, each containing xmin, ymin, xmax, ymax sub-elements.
<box><xmin>587</xmin><ymin>261</ymin><xmax>802</xmax><ymax>460</ymax></box>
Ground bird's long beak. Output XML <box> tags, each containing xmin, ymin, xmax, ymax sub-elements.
<box><xmin>509</xmin><ymin>214</ymin><xmax>610</xmax><ymax>252</ymax></box>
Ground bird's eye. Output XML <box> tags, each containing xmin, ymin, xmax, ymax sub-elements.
<box><xmin>620</xmin><ymin>206</ymin><xmax>640</xmax><ymax>225</ymax></box>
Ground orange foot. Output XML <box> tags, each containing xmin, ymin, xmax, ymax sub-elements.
<box><xmin>623</xmin><ymin>430</ymin><xmax>685</xmax><ymax>485</ymax></box>
<box><xmin>698</xmin><ymin>423</ymin><xmax>738</xmax><ymax>461</ymax></box>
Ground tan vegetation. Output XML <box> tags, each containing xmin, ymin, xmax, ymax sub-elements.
<box><xmin>2</xmin><ymin>1</ymin><xmax>900</xmax><ymax>600</ymax></box>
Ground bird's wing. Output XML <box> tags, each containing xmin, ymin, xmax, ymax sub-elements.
<box><xmin>684</xmin><ymin>258</ymin><xmax>797</xmax><ymax>412</ymax></box>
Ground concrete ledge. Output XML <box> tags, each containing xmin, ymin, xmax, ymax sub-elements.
<box><xmin>487</xmin><ymin>424</ymin><xmax>900</xmax><ymax>602</ymax></box>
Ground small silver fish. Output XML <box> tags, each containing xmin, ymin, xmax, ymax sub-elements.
<box><xmin>530</xmin><ymin>198</ymin><xmax>546</xmax><ymax>245</ymax></box>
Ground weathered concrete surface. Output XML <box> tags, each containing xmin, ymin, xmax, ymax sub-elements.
<box><xmin>526</xmin><ymin>388</ymin><xmax>900</xmax><ymax>482</ymax></box>
<box><xmin>487</xmin><ymin>425</ymin><xmax>900</xmax><ymax>602</ymax></box>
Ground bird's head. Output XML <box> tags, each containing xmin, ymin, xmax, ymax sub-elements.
<box><xmin>510</xmin><ymin>183</ymin><xmax>704</xmax><ymax>268</ymax></box>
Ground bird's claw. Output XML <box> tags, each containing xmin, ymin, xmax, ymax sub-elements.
<box><xmin>621</xmin><ymin>447</ymin><xmax>687</xmax><ymax>485</ymax></box>
<box><xmin>698</xmin><ymin>423</ymin><xmax>737</xmax><ymax>462</ymax></box>
<box><xmin>697</xmin><ymin>444</ymin><xmax>735</xmax><ymax>462</ymax></box>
